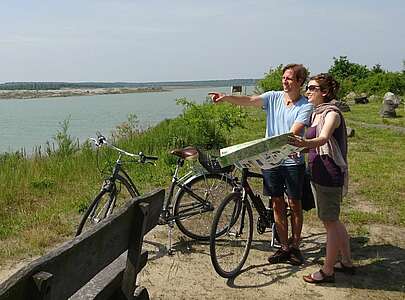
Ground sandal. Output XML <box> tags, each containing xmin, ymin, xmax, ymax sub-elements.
<box><xmin>303</xmin><ymin>269</ymin><xmax>335</xmax><ymax>284</ymax></box>
<box><xmin>334</xmin><ymin>262</ymin><xmax>356</xmax><ymax>275</ymax></box>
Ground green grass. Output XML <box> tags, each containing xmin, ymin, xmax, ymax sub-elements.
<box><xmin>0</xmin><ymin>100</ymin><xmax>404</xmax><ymax>265</ymax></box>
<box><xmin>341</xmin><ymin>103</ymin><xmax>405</xmax><ymax>226</ymax></box>
<box><xmin>342</xmin><ymin>124</ymin><xmax>405</xmax><ymax>225</ymax></box>
<box><xmin>346</xmin><ymin>101</ymin><xmax>405</xmax><ymax>127</ymax></box>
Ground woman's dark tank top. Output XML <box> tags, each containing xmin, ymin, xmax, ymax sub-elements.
<box><xmin>306</xmin><ymin>125</ymin><xmax>344</xmax><ymax>187</ymax></box>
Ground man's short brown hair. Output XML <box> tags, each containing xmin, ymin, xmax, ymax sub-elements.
<box><xmin>282</xmin><ymin>64</ymin><xmax>308</xmax><ymax>86</ymax></box>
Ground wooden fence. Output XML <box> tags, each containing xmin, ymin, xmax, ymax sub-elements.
<box><xmin>0</xmin><ymin>189</ymin><xmax>164</xmax><ymax>300</ymax></box>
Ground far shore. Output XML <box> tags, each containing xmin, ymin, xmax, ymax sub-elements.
<box><xmin>0</xmin><ymin>87</ymin><xmax>170</xmax><ymax>100</ymax></box>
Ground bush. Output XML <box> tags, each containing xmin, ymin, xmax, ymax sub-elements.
<box><xmin>46</xmin><ymin>117</ymin><xmax>79</xmax><ymax>157</ymax></box>
<box><xmin>115</xmin><ymin>98</ymin><xmax>248</xmax><ymax>159</ymax></box>
<box><xmin>111</xmin><ymin>113</ymin><xmax>142</xmax><ymax>140</ymax></box>
<box><xmin>328</xmin><ymin>56</ymin><xmax>405</xmax><ymax>98</ymax></box>
<box><xmin>171</xmin><ymin>98</ymin><xmax>247</xmax><ymax>149</ymax></box>
<box><xmin>328</xmin><ymin>56</ymin><xmax>370</xmax><ymax>83</ymax></box>
<box><xmin>354</xmin><ymin>72</ymin><xmax>405</xmax><ymax>96</ymax></box>
<box><xmin>256</xmin><ymin>64</ymin><xmax>283</xmax><ymax>93</ymax></box>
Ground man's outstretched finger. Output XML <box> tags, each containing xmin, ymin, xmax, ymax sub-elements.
<box><xmin>208</xmin><ymin>92</ymin><xmax>222</xmax><ymax>102</ymax></box>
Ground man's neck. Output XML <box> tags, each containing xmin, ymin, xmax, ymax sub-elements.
<box><xmin>284</xmin><ymin>91</ymin><xmax>301</xmax><ymax>105</ymax></box>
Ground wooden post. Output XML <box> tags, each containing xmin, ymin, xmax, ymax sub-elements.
<box><xmin>121</xmin><ymin>202</ymin><xmax>150</xmax><ymax>298</ymax></box>
<box><xmin>32</xmin><ymin>271</ymin><xmax>53</xmax><ymax>300</ymax></box>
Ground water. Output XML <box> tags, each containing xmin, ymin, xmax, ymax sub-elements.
<box><xmin>0</xmin><ymin>86</ymin><xmax>255</xmax><ymax>154</ymax></box>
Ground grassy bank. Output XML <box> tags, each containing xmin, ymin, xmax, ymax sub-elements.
<box><xmin>0</xmin><ymin>99</ymin><xmax>404</xmax><ymax>265</ymax></box>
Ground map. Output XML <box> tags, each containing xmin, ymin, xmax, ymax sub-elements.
<box><xmin>218</xmin><ymin>133</ymin><xmax>302</xmax><ymax>169</ymax></box>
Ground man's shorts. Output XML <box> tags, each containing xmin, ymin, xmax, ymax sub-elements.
<box><xmin>262</xmin><ymin>164</ymin><xmax>305</xmax><ymax>200</ymax></box>
<box><xmin>311</xmin><ymin>182</ymin><xmax>342</xmax><ymax>221</ymax></box>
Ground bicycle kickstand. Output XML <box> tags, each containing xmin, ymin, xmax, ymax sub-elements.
<box><xmin>167</xmin><ymin>220</ymin><xmax>175</xmax><ymax>256</ymax></box>
<box><xmin>270</xmin><ymin>223</ymin><xmax>281</xmax><ymax>249</ymax></box>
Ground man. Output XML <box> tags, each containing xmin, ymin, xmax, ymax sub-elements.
<box><xmin>209</xmin><ymin>64</ymin><xmax>313</xmax><ymax>265</ymax></box>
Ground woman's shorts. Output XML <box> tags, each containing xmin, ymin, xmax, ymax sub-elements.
<box><xmin>310</xmin><ymin>182</ymin><xmax>342</xmax><ymax>221</ymax></box>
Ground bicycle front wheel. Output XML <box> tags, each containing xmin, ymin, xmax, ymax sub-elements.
<box><xmin>174</xmin><ymin>173</ymin><xmax>235</xmax><ymax>241</ymax></box>
<box><xmin>76</xmin><ymin>175</ymin><xmax>137</xmax><ymax>236</ymax></box>
<box><xmin>210</xmin><ymin>192</ymin><xmax>253</xmax><ymax>278</ymax></box>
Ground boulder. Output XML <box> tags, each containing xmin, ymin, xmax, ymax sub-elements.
<box><xmin>344</xmin><ymin>92</ymin><xmax>357</xmax><ymax>104</ymax></box>
<box><xmin>346</xmin><ymin>127</ymin><xmax>355</xmax><ymax>137</ymax></box>
<box><xmin>354</xmin><ymin>96</ymin><xmax>369</xmax><ymax>104</ymax></box>
<box><xmin>345</xmin><ymin>91</ymin><xmax>357</xmax><ymax>101</ymax></box>
<box><xmin>380</xmin><ymin>92</ymin><xmax>400</xmax><ymax>118</ymax></box>
<box><xmin>369</xmin><ymin>95</ymin><xmax>379</xmax><ymax>102</ymax></box>
<box><xmin>331</xmin><ymin>100</ymin><xmax>351</xmax><ymax>112</ymax></box>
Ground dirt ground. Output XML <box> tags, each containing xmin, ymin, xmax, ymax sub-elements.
<box><xmin>138</xmin><ymin>223</ymin><xmax>405</xmax><ymax>300</ymax></box>
<box><xmin>1</xmin><ymin>222</ymin><xmax>405</xmax><ymax>299</ymax></box>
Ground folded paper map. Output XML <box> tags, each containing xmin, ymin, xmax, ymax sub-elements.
<box><xmin>218</xmin><ymin>133</ymin><xmax>302</xmax><ymax>169</ymax></box>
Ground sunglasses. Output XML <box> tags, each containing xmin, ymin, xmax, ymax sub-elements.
<box><xmin>306</xmin><ymin>85</ymin><xmax>321</xmax><ymax>92</ymax></box>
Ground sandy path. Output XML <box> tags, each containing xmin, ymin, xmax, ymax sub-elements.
<box><xmin>138</xmin><ymin>224</ymin><xmax>405</xmax><ymax>299</ymax></box>
<box><xmin>1</xmin><ymin>224</ymin><xmax>404</xmax><ymax>299</ymax></box>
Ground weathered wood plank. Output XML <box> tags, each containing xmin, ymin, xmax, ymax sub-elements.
<box><xmin>0</xmin><ymin>189</ymin><xmax>164</xmax><ymax>300</ymax></box>
<box><xmin>121</xmin><ymin>204</ymin><xmax>149</xmax><ymax>298</ymax></box>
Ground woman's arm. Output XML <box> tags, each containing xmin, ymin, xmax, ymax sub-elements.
<box><xmin>289</xmin><ymin>112</ymin><xmax>341</xmax><ymax>149</ymax></box>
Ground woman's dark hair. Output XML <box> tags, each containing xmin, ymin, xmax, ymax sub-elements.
<box><xmin>309</xmin><ymin>73</ymin><xmax>340</xmax><ymax>102</ymax></box>
<box><xmin>282</xmin><ymin>64</ymin><xmax>308</xmax><ymax>86</ymax></box>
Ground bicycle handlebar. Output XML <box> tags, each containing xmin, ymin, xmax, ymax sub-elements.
<box><xmin>89</xmin><ymin>133</ymin><xmax>158</xmax><ymax>163</ymax></box>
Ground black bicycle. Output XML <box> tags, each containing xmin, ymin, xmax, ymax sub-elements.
<box><xmin>209</xmin><ymin>167</ymin><xmax>285</xmax><ymax>278</ymax></box>
<box><xmin>76</xmin><ymin>134</ymin><xmax>237</xmax><ymax>244</ymax></box>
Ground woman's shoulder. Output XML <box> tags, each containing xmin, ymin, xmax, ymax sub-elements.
<box><xmin>324</xmin><ymin>110</ymin><xmax>341</xmax><ymax>128</ymax></box>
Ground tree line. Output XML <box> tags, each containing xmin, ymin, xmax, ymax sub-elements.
<box><xmin>0</xmin><ymin>79</ymin><xmax>258</xmax><ymax>91</ymax></box>
<box><xmin>257</xmin><ymin>56</ymin><xmax>405</xmax><ymax>98</ymax></box>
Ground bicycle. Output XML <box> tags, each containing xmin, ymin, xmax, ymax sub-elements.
<box><xmin>76</xmin><ymin>134</ymin><xmax>237</xmax><ymax>251</ymax></box>
<box><xmin>75</xmin><ymin>134</ymin><xmax>158</xmax><ymax>236</ymax></box>
<box><xmin>209</xmin><ymin>167</ymin><xmax>291</xmax><ymax>278</ymax></box>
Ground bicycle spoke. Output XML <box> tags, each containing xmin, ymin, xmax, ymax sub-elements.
<box><xmin>76</xmin><ymin>175</ymin><xmax>137</xmax><ymax>236</ymax></box>
<box><xmin>174</xmin><ymin>174</ymin><xmax>235</xmax><ymax>241</ymax></box>
<box><xmin>210</xmin><ymin>192</ymin><xmax>253</xmax><ymax>278</ymax></box>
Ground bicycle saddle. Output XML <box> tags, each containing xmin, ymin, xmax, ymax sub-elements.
<box><xmin>170</xmin><ymin>146</ymin><xmax>199</xmax><ymax>160</ymax></box>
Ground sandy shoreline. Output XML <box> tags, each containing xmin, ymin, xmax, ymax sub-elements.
<box><xmin>0</xmin><ymin>87</ymin><xmax>168</xmax><ymax>100</ymax></box>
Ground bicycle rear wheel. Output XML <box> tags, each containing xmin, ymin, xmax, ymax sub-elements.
<box><xmin>76</xmin><ymin>175</ymin><xmax>137</xmax><ymax>236</ymax></box>
<box><xmin>210</xmin><ymin>192</ymin><xmax>253</xmax><ymax>278</ymax></box>
<box><xmin>174</xmin><ymin>173</ymin><xmax>235</xmax><ymax>241</ymax></box>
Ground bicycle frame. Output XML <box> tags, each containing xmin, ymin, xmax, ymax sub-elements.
<box><xmin>101</xmin><ymin>155</ymin><xmax>141</xmax><ymax>197</ymax></box>
<box><xmin>235</xmin><ymin>167</ymin><xmax>282</xmax><ymax>248</ymax></box>
<box><xmin>238</xmin><ymin>168</ymin><xmax>268</xmax><ymax>221</ymax></box>
<box><xmin>162</xmin><ymin>157</ymin><xmax>235</xmax><ymax>222</ymax></box>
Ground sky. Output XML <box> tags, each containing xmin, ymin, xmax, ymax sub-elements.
<box><xmin>1</xmin><ymin>0</ymin><xmax>404</xmax><ymax>83</ymax></box>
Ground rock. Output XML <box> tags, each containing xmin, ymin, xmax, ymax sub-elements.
<box><xmin>345</xmin><ymin>91</ymin><xmax>357</xmax><ymax>100</ymax></box>
<box><xmin>346</xmin><ymin>127</ymin><xmax>355</xmax><ymax>137</ymax></box>
<box><xmin>380</xmin><ymin>92</ymin><xmax>400</xmax><ymax>118</ymax></box>
<box><xmin>383</xmin><ymin>92</ymin><xmax>401</xmax><ymax>106</ymax></box>
<box><xmin>369</xmin><ymin>95</ymin><xmax>379</xmax><ymax>102</ymax></box>
<box><xmin>331</xmin><ymin>100</ymin><xmax>351</xmax><ymax>112</ymax></box>
<box><xmin>354</xmin><ymin>96</ymin><xmax>369</xmax><ymax>104</ymax></box>
<box><xmin>343</xmin><ymin>92</ymin><xmax>356</xmax><ymax>104</ymax></box>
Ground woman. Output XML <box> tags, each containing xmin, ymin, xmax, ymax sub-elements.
<box><xmin>289</xmin><ymin>73</ymin><xmax>355</xmax><ymax>283</ymax></box>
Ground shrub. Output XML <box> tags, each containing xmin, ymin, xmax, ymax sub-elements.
<box><xmin>46</xmin><ymin>117</ymin><xmax>79</xmax><ymax>157</ymax></box>
<box><xmin>113</xmin><ymin>98</ymin><xmax>248</xmax><ymax>160</ymax></box>
<box><xmin>172</xmin><ymin>98</ymin><xmax>247</xmax><ymax>149</ymax></box>
<box><xmin>328</xmin><ymin>56</ymin><xmax>370</xmax><ymax>83</ymax></box>
<box><xmin>354</xmin><ymin>72</ymin><xmax>405</xmax><ymax>96</ymax></box>
<box><xmin>256</xmin><ymin>64</ymin><xmax>283</xmax><ymax>93</ymax></box>
<box><xmin>111</xmin><ymin>113</ymin><xmax>142</xmax><ymax>140</ymax></box>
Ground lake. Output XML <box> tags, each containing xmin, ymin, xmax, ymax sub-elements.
<box><xmin>0</xmin><ymin>86</ymin><xmax>255</xmax><ymax>154</ymax></box>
